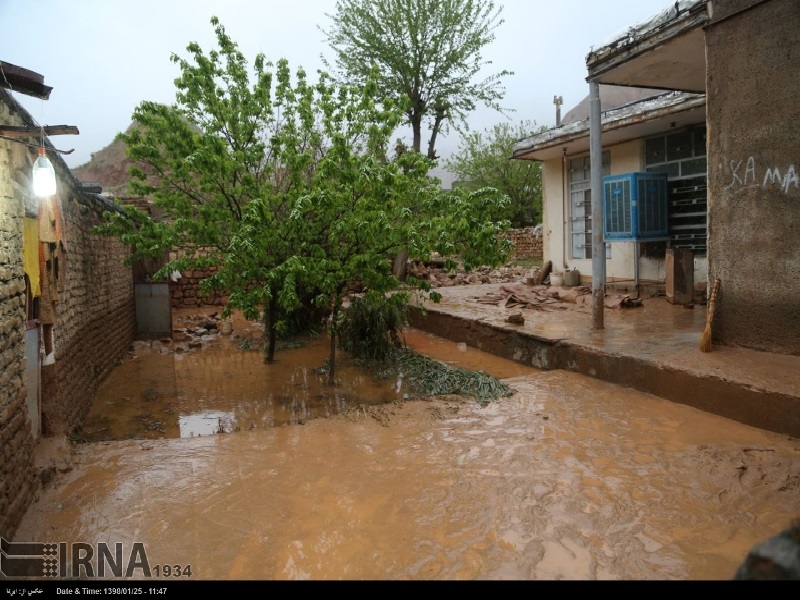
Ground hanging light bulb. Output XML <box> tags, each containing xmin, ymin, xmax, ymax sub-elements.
<box><xmin>32</xmin><ymin>146</ymin><xmax>57</xmax><ymax>197</ymax></box>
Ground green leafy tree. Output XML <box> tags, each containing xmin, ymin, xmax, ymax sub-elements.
<box><xmin>321</xmin><ymin>0</ymin><xmax>512</xmax><ymax>161</ymax></box>
<box><xmin>96</xmin><ymin>17</ymin><xmax>327</xmax><ymax>362</ymax></box>
<box><xmin>97</xmin><ymin>16</ymin><xmax>513</xmax><ymax>381</ymax></box>
<box><xmin>222</xmin><ymin>72</ymin><xmax>514</xmax><ymax>382</ymax></box>
<box><xmin>445</xmin><ymin>120</ymin><xmax>545</xmax><ymax>228</ymax></box>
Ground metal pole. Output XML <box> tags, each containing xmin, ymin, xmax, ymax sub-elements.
<box><xmin>589</xmin><ymin>81</ymin><xmax>605</xmax><ymax>330</ymax></box>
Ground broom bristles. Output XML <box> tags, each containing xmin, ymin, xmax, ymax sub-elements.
<box><xmin>699</xmin><ymin>278</ymin><xmax>721</xmax><ymax>353</ymax></box>
<box><xmin>699</xmin><ymin>324</ymin><xmax>713</xmax><ymax>353</ymax></box>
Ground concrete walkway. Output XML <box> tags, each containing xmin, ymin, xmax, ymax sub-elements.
<box><xmin>408</xmin><ymin>283</ymin><xmax>800</xmax><ymax>438</ymax></box>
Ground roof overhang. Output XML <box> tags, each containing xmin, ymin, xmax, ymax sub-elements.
<box><xmin>585</xmin><ymin>0</ymin><xmax>709</xmax><ymax>93</ymax></box>
<box><xmin>512</xmin><ymin>92</ymin><xmax>706</xmax><ymax>161</ymax></box>
<box><xmin>0</xmin><ymin>60</ymin><xmax>52</xmax><ymax>100</ymax></box>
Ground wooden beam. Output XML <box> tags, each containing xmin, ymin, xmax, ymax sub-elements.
<box><xmin>0</xmin><ymin>61</ymin><xmax>52</xmax><ymax>100</ymax></box>
<box><xmin>0</xmin><ymin>125</ymin><xmax>80</xmax><ymax>138</ymax></box>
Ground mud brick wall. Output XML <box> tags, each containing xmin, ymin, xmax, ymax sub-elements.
<box><xmin>0</xmin><ymin>89</ymin><xmax>135</xmax><ymax>539</ymax></box>
<box><xmin>168</xmin><ymin>230</ymin><xmax>545</xmax><ymax>307</ymax></box>
<box><xmin>171</xmin><ymin>267</ymin><xmax>227</xmax><ymax>308</ymax></box>
<box><xmin>505</xmin><ymin>228</ymin><xmax>543</xmax><ymax>260</ymax></box>
<box><xmin>0</xmin><ymin>94</ymin><xmax>36</xmax><ymax>540</ymax></box>
<box><xmin>45</xmin><ymin>190</ymin><xmax>136</xmax><ymax>434</ymax></box>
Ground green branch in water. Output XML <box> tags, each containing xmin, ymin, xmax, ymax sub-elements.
<box><xmin>359</xmin><ymin>348</ymin><xmax>515</xmax><ymax>404</ymax></box>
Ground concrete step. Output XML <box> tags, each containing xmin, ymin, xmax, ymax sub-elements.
<box><xmin>408</xmin><ymin>284</ymin><xmax>800</xmax><ymax>438</ymax></box>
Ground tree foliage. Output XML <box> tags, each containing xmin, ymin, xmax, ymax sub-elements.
<box><xmin>337</xmin><ymin>291</ymin><xmax>409</xmax><ymax>362</ymax></box>
<box><xmin>445</xmin><ymin>120</ymin><xmax>545</xmax><ymax>228</ymax></box>
<box><xmin>96</xmin><ymin>16</ymin><xmax>513</xmax><ymax>382</ymax></box>
<box><xmin>321</xmin><ymin>0</ymin><xmax>511</xmax><ymax>161</ymax></box>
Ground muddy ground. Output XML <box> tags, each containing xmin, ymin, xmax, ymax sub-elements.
<box><xmin>14</xmin><ymin>302</ymin><xmax>800</xmax><ymax>580</ymax></box>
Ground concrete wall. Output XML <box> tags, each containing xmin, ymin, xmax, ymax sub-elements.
<box><xmin>706</xmin><ymin>0</ymin><xmax>800</xmax><ymax>355</ymax></box>
<box><xmin>0</xmin><ymin>89</ymin><xmax>136</xmax><ymax>538</ymax></box>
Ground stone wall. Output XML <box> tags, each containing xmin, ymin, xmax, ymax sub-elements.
<box><xmin>116</xmin><ymin>196</ymin><xmax>543</xmax><ymax>308</ymax></box>
<box><xmin>0</xmin><ymin>94</ymin><xmax>35</xmax><ymax>541</ymax></box>
<box><xmin>171</xmin><ymin>266</ymin><xmax>227</xmax><ymax>308</ymax></box>
<box><xmin>42</xmin><ymin>191</ymin><xmax>137</xmax><ymax>434</ymax></box>
<box><xmin>505</xmin><ymin>227</ymin><xmax>544</xmax><ymax>261</ymax></box>
<box><xmin>706</xmin><ymin>0</ymin><xmax>800</xmax><ymax>355</ymax></box>
<box><xmin>167</xmin><ymin>227</ymin><xmax>546</xmax><ymax>306</ymax></box>
<box><xmin>0</xmin><ymin>89</ymin><xmax>136</xmax><ymax>539</ymax></box>
<box><xmin>115</xmin><ymin>197</ymin><xmax>227</xmax><ymax>309</ymax></box>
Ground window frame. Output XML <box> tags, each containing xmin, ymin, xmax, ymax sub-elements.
<box><xmin>644</xmin><ymin>125</ymin><xmax>708</xmax><ymax>255</ymax></box>
<box><xmin>568</xmin><ymin>152</ymin><xmax>611</xmax><ymax>260</ymax></box>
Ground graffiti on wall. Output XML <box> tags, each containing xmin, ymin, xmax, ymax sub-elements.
<box><xmin>726</xmin><ymin>157</ymin><xmax>799</xmax><ymax>195</ymax></box>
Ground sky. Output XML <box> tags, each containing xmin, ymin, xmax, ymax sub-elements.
<box><xmin>1</xmin><ymin>0</ymin><xmax>672</xmax><ymax>180</ymax></box>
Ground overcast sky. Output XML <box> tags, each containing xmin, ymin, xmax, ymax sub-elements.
<box><xmin>2</xmin><ymin>0</ymin><xmax>671</xmax><ymax>175</ymax></box>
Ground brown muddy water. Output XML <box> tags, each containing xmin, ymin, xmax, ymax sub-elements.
<box><xmin>15</xmin><ymin>313</ymin><xmax>800</xmax><ymax>580</ymax></box>
<box><xmin>78</xmin><ymin>323</ymin><xmax>532</xmax><ymax>442</ymax></box>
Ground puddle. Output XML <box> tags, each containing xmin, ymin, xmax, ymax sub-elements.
<box><xmin>82</xmin><ymin>325</ymin><xmax>534</xmax><ymax>442</ymax></box>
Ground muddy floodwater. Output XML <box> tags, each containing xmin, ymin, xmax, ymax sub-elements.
<box><xmin>15</xmin><ymin>316</ymin><xmax>800</xmax><ymax>580</ymax></box>
<box><xmin>77</xmin><ymin>321</ymin><xmax>534</xmax><ymax>442</ymax></box>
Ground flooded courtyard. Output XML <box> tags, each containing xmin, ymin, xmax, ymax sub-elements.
<box><xmin>13</xmin><ymin>310</ymin><xmax>800</xmax><ymax>580</ymax></box>
<box><xmin>77</xmin><ymin>313</ymin><xmax>534</xmax><ymax>442</ymax></box>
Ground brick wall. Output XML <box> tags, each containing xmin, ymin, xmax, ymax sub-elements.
<box><xmin>167</xmin><ymin>232</ymin><xmax>544</xmax><ymax>306</ymax></box>
<box><xmin>0</xmin><ymin>94</ymin><xmax>35</xmax><ymax>541</ymax></box>
<box><xmin>505</xmin><ymin>227</ymin><xmax>543</xmax><ymax>260</ymax></box>
<box><xmin>0</xmin><ymin>89</ymin><xmax>135</xmax><ymax>539</ymax></box>
<box><xmin>170</xmin><ymin>266</ymin><xmax>227</xmax><ymax>308</ymax></box>
<box><xmin>42</xmin><ymin>191</ymin><xmax>137</xmax><ymax>434</ymax></box>
<box><xmin>116</xmin><ymin>198</ymin><xmax>227</xmax><ymax>309</ymax></box>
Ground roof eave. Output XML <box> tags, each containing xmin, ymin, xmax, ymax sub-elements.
<box><xmin>512</xmin><ymin>92</ymin><xmax>706</xmax><ymax>161</ymax></box>
<box><xmin>584</xmin><ymin>1</ymin><xmax>709</xmax><ymax>93</ymax></box>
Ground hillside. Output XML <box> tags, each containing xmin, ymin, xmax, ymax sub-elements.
<box><xmin>71</xmin><ymin>123</ymin><xmax>138</xmax><ymax>196</ymax></box>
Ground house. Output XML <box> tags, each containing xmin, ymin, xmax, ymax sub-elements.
<box><xmin>0</xmin><ymin>64</ymin><xmax>136</xmax><ymax>539</ymax></box>
<box><xmin>512</xmin><ymin>0</ymin><xmax>800</xmax><ymax>356</ymax></box>
<box><xmin>513</xmin><ymin>86</ymin><xmax>708</xmax><ymax>297</ymax></box>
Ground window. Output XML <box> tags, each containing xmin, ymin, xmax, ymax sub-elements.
<box><xmin>569</xmin><ymin>152</ymin><xmax>610</xmax><ymax>260</ymax></box>
<box><xmin>645</xmin><ymin>125</ymin><xmax>707</xmax><ymax>255</ymax></box>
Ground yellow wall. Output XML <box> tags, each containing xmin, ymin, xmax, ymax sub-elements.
<box><xmin>540</xmin><ymin>139</ymin><xmax>671</xmax><ymax>285</ymax></box>
<box><xmin>541</xmin><ymin>159</ymin><xmax>566</xmax><ymax>272</ymax></box>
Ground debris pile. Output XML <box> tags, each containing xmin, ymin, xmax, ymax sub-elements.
<box><xmin>406</xmin><ymin>261</ymin><xmax>530</xmax><ymax>287</ymax></box>
<box><xmin>129</xmin><ymin>312</ymin><xmax>237</xmax><ymax>358</ymax></box>
<box><xmin>466</xmin><ymin>283</ymin><xmax>644</xmax><ymax>312</ymax></box>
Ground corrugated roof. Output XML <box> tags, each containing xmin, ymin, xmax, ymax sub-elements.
<box><xmin>588</xmin><ymin>0</ymin><xmax>707</xmax><ymax>57</ymax></box>
<box><xmin>512</xmin><ymin>91</ymin><xmax>705</xmax><ymax>161</ymax></box>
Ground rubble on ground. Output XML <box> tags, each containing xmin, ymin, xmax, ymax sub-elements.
<box><xmin>128</xmin><ymin>311</ymin><xmax>236</xmax><ymax>358</ymax></box>
<box><xmin>465</xmin><ymin>282</ymin><xmax>645</xmax><ymax>312</ymax></box>
<box><xmin>406</xmin><ymin>261</ymin><xmax>530</xmax><ymax>286</ymax></box>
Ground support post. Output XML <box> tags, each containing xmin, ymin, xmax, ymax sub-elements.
<box><xmin>589</xmin><ymin>81</ymin><xmax>605</xmax><ymax>330</ymax></box>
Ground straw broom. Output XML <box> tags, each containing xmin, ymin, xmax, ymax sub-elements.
<box><xmin>699</xmin><ymin>278</ymin><xmax>721</xmax><ymax>353</ymax></box>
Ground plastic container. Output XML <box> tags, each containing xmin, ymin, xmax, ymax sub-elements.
<box><xmin>550</xmin><ymin>273</ymin><xmax>564</xmax><ymax>287</ymax></box>
<box><xmin>564</xmin><ymin>269</ymin><xmax>581</xmax><ymax>287</ymax></box>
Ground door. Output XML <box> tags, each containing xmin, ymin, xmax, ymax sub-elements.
<box><xmin>24</xmin><ymin>322</ymin><xmax>41</xmax><ymax>440</ymax></box>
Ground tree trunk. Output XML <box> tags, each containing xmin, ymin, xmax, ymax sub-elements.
<box><xmin>400</xmin><ymin>107</ymin><xmax>427</xmax><ymax>280</ymax></box>
<box><xmin>411</xmin><ymin>113</ymin><xmax>422</xmax><ymax>154</ymax></box>
<box><xmin>264</xmin><ymin>294</ymin><xmax>277</xmax><ymax>364</ymax></box>
<box><xmin>392</xmin><ymin>248</ymin><xmax>409</xmax><ymax>282</ymax></box>
<box><xmin>534</xmin><ymin>260</ymin><xmax>552</xmax><ymax>286</ymax></box>
<box><xmin>427</xmin><ymin>108</ymin><xmax>446</xmax><ymax>161</ymax></box>
<box><xmin>327</xmin><ymin>302</ymin><xmax>338</xmax><ymax>386</ymax></box>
